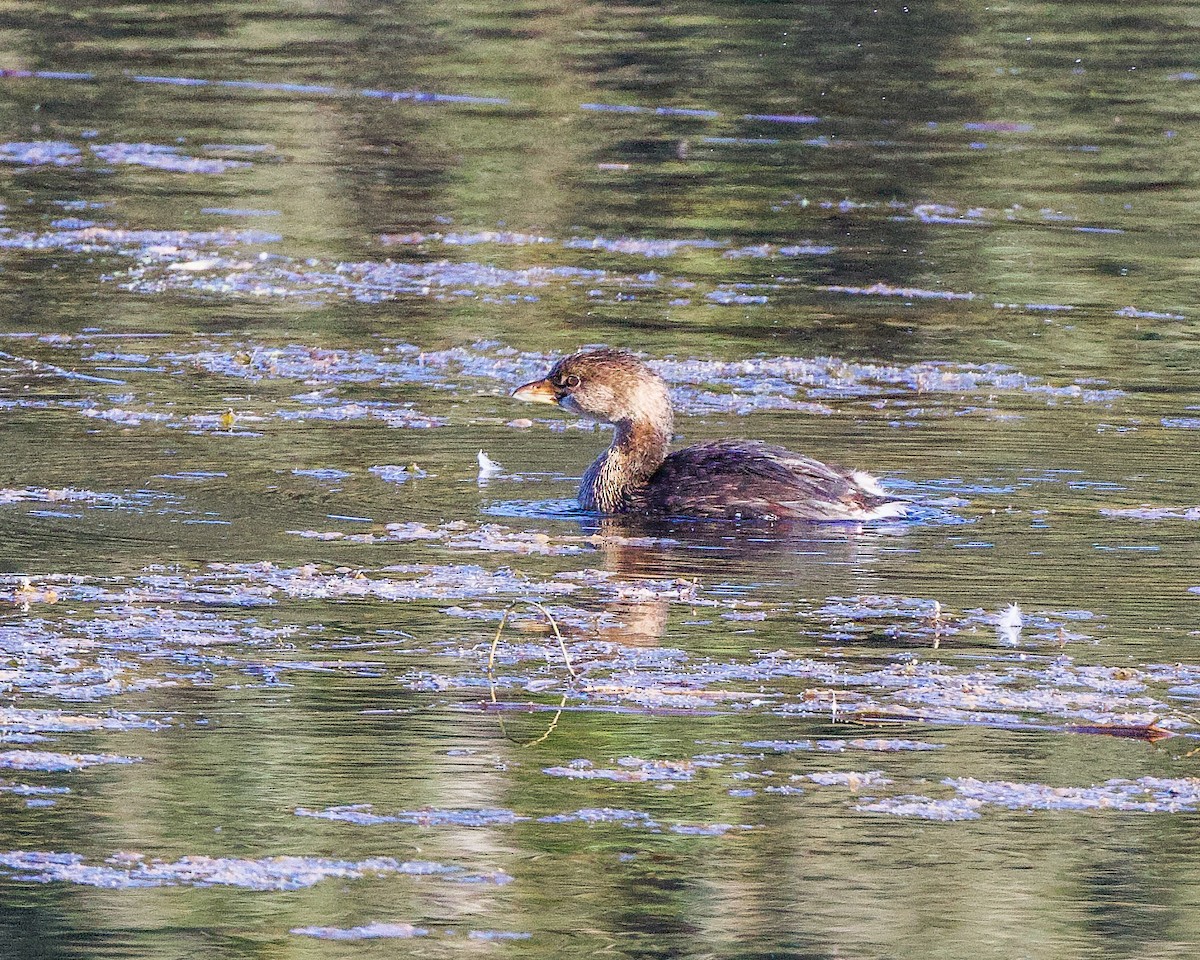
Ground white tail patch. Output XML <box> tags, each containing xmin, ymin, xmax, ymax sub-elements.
<box><xmin>851</xmin><ymin>470</ymin><xmax>908</xmax><ymax>520</ymax></box>
<box><xmin>860</xmin><ymin>499</ymin><xmax>909</xmax><ymax>521</ymax></box>
<box><xmin>851</xmin><ymin>470</ymin><xmax>888</xmax><ymax>496</ymax></box>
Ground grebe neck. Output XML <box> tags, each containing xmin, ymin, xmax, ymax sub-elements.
<box><xmin>580</xmin><ymin>415</ymin><xmax>672</xmax><ymax>512</ymax></box>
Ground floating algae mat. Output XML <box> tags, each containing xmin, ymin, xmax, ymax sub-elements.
<box><xmin>0</xmin><ymin>4</ymin><xmax>1199</xmax><ymax>958</ymax></box>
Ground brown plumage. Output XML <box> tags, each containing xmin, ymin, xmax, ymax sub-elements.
<box><xmin>512</xmin><ymin>348</ymin><xmax>906</xmax><ymax>522</ymax></box>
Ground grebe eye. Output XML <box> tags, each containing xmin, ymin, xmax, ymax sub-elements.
<box><xmin>564</xmin><ymin>374</ymin><xmax>581</xmax><ymax>389</ymax></box>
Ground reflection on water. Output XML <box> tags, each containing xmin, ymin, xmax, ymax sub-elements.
<box><xmin>0</xmin><ymin>1</ymin><xmax>1198</xmax><ymax>957</ymax></box>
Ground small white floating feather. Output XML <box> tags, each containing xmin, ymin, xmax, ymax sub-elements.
<box><xmin>477</xmin><ymin>450</ymin><xmax>504</xmax><ymax>484</ymax></box>
<box><xmin>996</xmin><ymin>603</ymin><xmax>1023</xmax><ymax>647</ymax></box>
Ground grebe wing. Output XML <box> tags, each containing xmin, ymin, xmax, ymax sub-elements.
<box><xmin>639</xmin><ymin>439</ymin><xmax>902</xmax><ymax>521</ymax></box>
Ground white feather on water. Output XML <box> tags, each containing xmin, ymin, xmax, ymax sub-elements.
<box><xmin>996</xmin><ymin>603</ymin><xmax>1023</xmax><ymax>646</ymax></box>
<box><xmin>477</xmin><ymin>450</ymin><xmax>505</xmax><ymax>484</ymax></box>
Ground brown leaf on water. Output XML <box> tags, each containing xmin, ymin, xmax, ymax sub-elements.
<box><xmin>1065</xmin><ymin>722</ymin><xmax>1175</xmax><ymax>743</ymax></box>
<box><xmin>11</xmin><ymin>578</ymin><xmax>59</xmax><ymax>610</ymax></box>
<box><xmin>583</xmin><ymin>684</ymin><xmax>760</xmax><ymax>701</ymax></box>
<box><xmin>845</xmin><ymin>710</ymin><xmax>921</xmax><ymax>726</ymax></box>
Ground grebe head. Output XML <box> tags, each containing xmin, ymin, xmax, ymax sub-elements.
<box><xmin>512</xmin><ymin>348</ymin><xmax>673</xmax><ymax>431</ymax></box>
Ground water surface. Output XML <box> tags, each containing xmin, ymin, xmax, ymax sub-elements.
<box><xmin>1</xmin><ymin>3</ymin><xmax>1199</xmax><ymax>958</ymax></box>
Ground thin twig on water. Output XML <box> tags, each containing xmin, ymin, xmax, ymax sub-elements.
<box><xmin>486</xmin><ymin>601</ymin><xmax>578</xmax><ymax>746</ymax></box>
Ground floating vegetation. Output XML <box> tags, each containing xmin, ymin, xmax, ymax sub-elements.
<box><xmin>0</xmin><ymin>141</ymin><xmax>81</xmax><ymax>166</ymax></box>
<box><xmin>2</xmin><ymin>555</ymin><xmax>1188</xmax><ymax>750</ymax></box>
<box><xmin>117</xmin><ymin>254</ymin><xmax>613</xmax><ymax>304</ymax></box>
<box><xmin>806</xmin><ymin>770</ymin><xmax>892</xmax><ymax>788</ymax></box>
<box><xmin>194</xmin><ymin>560</ymin><xmax>579</xmax><ymax>603</ymax></box>
<box><xmin>368</xmin><ymin>464</ymin><xmax>430</xmax><ymax>485</ymax></box>
<box><xmin>148</xmin><ymin>340</ymin><xmax>1127</xmax><ymax>408</ymax></box>
<box><xmin>543</xmin><ymin>757</ymin><xmax>709</xmax><ymax>782</ymax></box>
<box><xmin>0</xmin><ymin>851</ymin><xmax>508</xmax><ymax>890</ymax></box>
<box><xmin>295</xmin><ymin>805</ymin><xmax>526</xmax><ymax>827</ymax></box>
<box><xmin>291</xmin><ymin>923</ymin><xmax>535</xmax><ymax>941</ymax></box>
<box><xmin>290</xmin><ymin>521</ymin><xmax>595</xmax><ymax>556</ymax></box>
<box><xmin>1</xmin><ymin>332</ymin><xmax>1127</xmax><ymax>434</ymax></box>
<box><xmin>469</xmin><ymin>930</ymin><xmax>534</xmax><ymax>941</ymax></box>
<box><xmin>772</xmin><ymin>194</ymin><xmax>1138</xmax><ymax>242</ymax></box>
<box><xmin>0</xmin><ymin>487</ymin><xmax>154</xmax><ymax>508</ymax></box>
<box><xmin>291</xmin><ymin>467</ymin><xmax>351</xmax><ymax>482</ymax></box>
<box><xmin>723</xmin><ymin>242</ymin><xmax>837</xmax><ymax>258</ymax></box>
<box><xmin>0</xmin><ymin>708</ymin><xmax>167</xmax><ymax>735</ymax></box>
<box><xmin>0</xmin><ymin>751</ymin><xmax>140</xmax><ymax>771</ymax></box>
<box><xmin>1103</xmin><ymin>506</ymin><xmax>1200</xmax><ymax>521</ymax></box>
<box><xmin>293</xmin><ymin>923</ymin><xmax>430</xmax><ymax>940</ymax></box>
<box><xmin>277</xmin><ymin>402</ymin><xmax>444</xmax><ymax>429</ymax></box>
<box><xmin>1115</xmin><ymin>306</ymin><xmax>1186</xmax><ymax>320</ymax></box>
<box><xmin>0</xmin><ymin>177</ymin><xmax>1173</xmax><ymax>322</ymax></box>
<box><xmin>855</xmin><ymin>795</ymin><xmax>984</xmax><ymax>821</ymax></box>
<box><xmin>0</xmin><ymin>224</ymin><xmax>278</xmax><ymax>255</ymax></box>
<box><xmin>814</xmin><ymin>594</ymin><xmax>1097</xmax><ymax>649</ymax></box>
<box><xmin>382</xmin><ymin>229</ymin><xmax>836</xmax><ymax>262</ymax></box>
<box><xmin>741</xmin><ymin>738</ymin><xmax>944</xmax><ymax>753</ymax></box>
<box><xmin>0</xmin><ymin>67</ymin><xmax>511</xmax><ymax>108</ymax></box>
<box><xmin>80</xmin><ymin>399</ymin><xmax>443</xmax><ymax>434</ymax></box>
<box><xmin>294</xmin><ymin>802</ymin><xmax>750</xmax><ymax>838</ymax></box>
<box><xmin>565</xmin><ymin>235</ymin><xmax>726</xmax><ymax>257</ymax></box>
<box><xmin>818</xmin><ymin>282</ymin><xmax>976</xmax><ymax>302</ymax></box>
<box><xmin>538</xmin><ymin>807</ymin><xmax>659</xmax><ymax>826</ymax></box>
<box><xmin>0</xmin><ymin>782</ymin><xmax>69</xmax><ymax>798</ymax></box>
<box><xmin>89</xmin><ymin>142</ymin><xmax>253</xmax><ymax>174</ymax></box>
<box><xmin>859</xmin><ymin>776</ymin><xmax>1200</xmax><ymax>820</ymax></box>
<box><xmin>706</xmin><ymin>288</ymin><xmax>770</xmax><ymax>305</ymax></box>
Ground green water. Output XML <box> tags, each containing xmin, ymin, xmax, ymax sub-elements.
<box><xmin>1</xmin><ymin>2</ymin><xmax>1199</xmax><ymax>958</ymax></box>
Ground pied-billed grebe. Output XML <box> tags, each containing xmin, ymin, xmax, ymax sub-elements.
<box><xmin>512</xmin><ymin>348</ymin><xmax>906</xmax><ymax>522</ymax></box>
